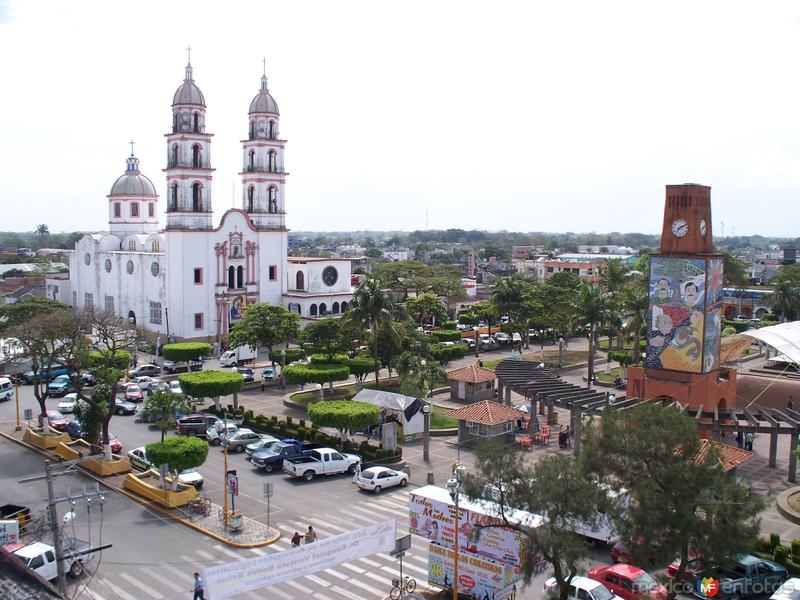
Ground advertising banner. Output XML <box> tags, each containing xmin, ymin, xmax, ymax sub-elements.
<box><xmin>427</xmin><ymin>542</ymin><xmax>519</xmax><ymax>600</ymax></box>
<box><xmin>0</xmin><ymin>519</ymin><xmax>19</xmax><ymax>544</ymax></box>
<box><xmin>409</xmin><ymin>486</ymin><xmax>538</xmax><ymax>569</ymax></box>
<box><xmin>204</xmin><ymin>518</ymin><xmax>396</xmax><ymax>599</ymax></box>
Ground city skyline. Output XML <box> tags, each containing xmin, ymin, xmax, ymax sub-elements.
<box><xmin>1</xmin><ymin>1</ymin><xmax>800</xmax><ymax>236</ymax></box>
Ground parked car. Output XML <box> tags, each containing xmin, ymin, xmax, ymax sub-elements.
<box><xmin>665</xmin><ymin>553</ymin><xmax>704</xmax><ymax>581</ymax></box>
<box><xmin>128</xmin><ymin>364</ymin><xmax>160</xmax><ymax>378</ymax></box>
<box><xmin>22</xmin><ymin>365</ymin><xmax>68</xmax><ymax>384</ymax></box>
<box><xmin>206</xmin><ymin>421</ymin><xmax>240</xmax><ymax>446</ymax></box>
<box><xmin>131</xmin><ymin>376</ymin><xmax>161</xmax><ymax>391</ymax></box>
<box><xmin>478</xmin><ymin>333</ymin><xmax>495</xmax><ymax>349</ymax></box>
<box><xmin>124</xmin><ymin>383</ymin><xmax>144</xmax><ymax>403</ymax></box>
<box><xmin>47</xmin><ymin>374</ymin><xmax>71</xmax><ymax>397</ymax></box>
<box><xmin>235</xmin><ymin>367</ymin><xmax>255</xmax><ymax>383</ymax></box>
<box><xmin>251</xmin><ymin>440</ymin><xmax>320</xmax><ymax>472</ymax></box>
<box><xmin>167</xmin><ymin>380</ymin><xmax>184</xmax><ymax>395</ymax></box>
<box><xmin>262</xmin><ymin>367</ymin><xmax>277</xmax><ymax>381</ymax></box>
<box><xmin>0</xmin><ymin>377</ymin><xmax>12</xmax><ymax>401</ymax></box>
<box><xmin>493</xmin><ymin>332</ymin><xmax>510</xmax><ymax>346</ymax></box>
<box><xmin>6</xmin><ymin>538</ymin><xmax>90</xmax><ymax>581</ymax></box>
<box><xmin>221</xmin><ymin>429</ymin><xmax>267</xmax><ymax>452</ymax></box>
<box><xmin>770</xmin><ymin>577</ymin><xmax>800</xmax><ymax>600</ymax></box>
<box><xmin>545</xmin><ymin>575</ymin><xmax>623</xmax><ymax>600</ymax></box>
<box><xmin>461</xmin><ymin>338</ymin><xmax>476</xmax><ymax>350</ymax></box>
<box><xmin>283</xmin><ymin>447</ymin><xmax>361</xmax><ymax>481</ymax></box>
<box><xmin>98</xmin><ymin>432</ymin><xmax>122</xmax><ymax>453</ymax></box>
<box><xmin>80</xmin><ymin>371</ymin><xmax>97</xmax><ymax>386</ymax></box>
<box><xmin>691</xmin><ymin>555</ymin><xmax>788</xmax><ymax>600</ymax></box>
<box><xmin>38</xmin><ymin>410</ymin><xmax>70</xmax><ymax>431</ymax></box>
<box><xmin>57</xmin><ymin>393</ymin><xmax>79</xmax><ymax>414</ymax></box>
<box><xmin>512</xmin><ymin>332</ymin><xmax>523</xmax><ymax>344</ymax></box>
<box><xmin>176</xmin><ymin>413</ymin><xmax>219</xmax><ymax>437</ymax></box>
<box><xmin>354</xmin><ymin>466</ymin><xmax>408</xmax><ymax>494</ymax></box>
<box><xmin>65</xmin><ymin>420</ymin><xmax>82</xmax><ymax>440</ymax></box>
<box><xmin>127</xmin><ymin>447</ymin><xmax>204</xmax><ymax>490</ymax></box>
<box><xmin>162</xmin><ymin>360</ymin><xmax>202</xmax><ymax>374</ymax></box>
<box><xmin>112</xmin><ymin>398</ymin><xmax>137</xmax><ymax>416</ymax></box>
<box><xmin>611</xmin><ymin>539</ymin><xmax>655</xmax><ymax>565</ymax></box>
<box><xmin>588</xmin><ymin>564</ymin><xmax>668</xmax><ymax>600</ymax></box>
<box><xmin>245</xmin><ymin>437</ymin><xmax>283</xmax><ymax>456</ymax></box>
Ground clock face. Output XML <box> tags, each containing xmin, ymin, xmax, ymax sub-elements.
<box><xmin>699</xmin><ymin>219</ymin><xmax>707</xmax><ymax>236</ymax></box>
<box><xmin>322</xmin><ymin>266</ymin><xmax>338</xmax><ymax>287</ymax></box>
<box><xmin>671</xmin><ymin>218</ymin><xmax>689</xmax><ymax>238</ymax></box>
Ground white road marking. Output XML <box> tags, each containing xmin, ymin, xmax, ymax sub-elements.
<box><xmin>285</xmin><ymin>579</ymin><xmax>315</xmax><ymax>594</ymax></box>
<box><xmin>94</xmin><ymin>577</ymin><xmax>141</xmax><ymax>600</ymax></box>
<box><xmin>117</xmin><ymin>572</ymin><xmax>162</xmax><ymax>599</ymax></box>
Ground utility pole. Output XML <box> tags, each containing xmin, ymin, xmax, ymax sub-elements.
<box><xmin>45</xmin><ymin>460</ymin><xmax>67</xmax><ymax>595</ymax></box>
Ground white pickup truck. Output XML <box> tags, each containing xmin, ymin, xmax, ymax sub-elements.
<box><xmin>7</xmin><ymin>537</ymin><xmax>91</xmax><ymax>580</ymax></box>
<box><xmin>282</xmin><ymin>447</ymin><xmax>362</xmax><ymax>481</ymax></box>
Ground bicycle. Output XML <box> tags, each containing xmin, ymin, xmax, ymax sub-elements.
<box><xmin>390</xmin><ymin>575</ymin><xmax>416</xmax><ymax>599</ymax></box>
<box><xmin>189</xmin><ymin>496</ymin><xmax>212</xmax><ymax>517</ymax></box>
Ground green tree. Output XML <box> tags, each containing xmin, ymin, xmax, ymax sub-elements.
<box><xmin>721</xmin><ymin>249</ymin><xmax>748</xmax><ymax>288</ymax></box>
<box><xmin>343</xmin><ymin>279</ymin><xmax>399</xmax><ymax>385</ymax></box>
<box><xmin>142</xmin><ymin>391</ymin><xmax>190</xmax><ymax>442</ymax></box>
<box><xmin>766</xmin><ymin>275</ymin><xmax>800</xmax><ymax>322</ymax></box>
<box><xmin>582</xmin><ymin>404</ymin><xmax>763</xmax><ymax>599</ymax></box>
<box><xmin>396</xmin><ymin>352</ymin><xmax>445</xmax><ymax>398</ymax></box>
<box><xmin>162</xmin><ymin>342</ymin><xmax>210</xmax><ymax>371</ymax></box>
<box><xmin>427</xmin><ymin>342</ymin><xmax>466</xmax><ymax>365</ymax></box>
<box><xmin>302</xmin><ymin>318</ymin><xmax>347</xmax><ymax>361</ymax></box>
<box><xmin>227</xmin><ymin>303</ymin><xmax>300</xmax><ymax>367</ymax></box>
<box><xmin>308</xmin><ymin>400</ymin><xmax>380</xmax><ymax>445</ymax></box>
<box><xmin>179</xmin><ymin>370</ymin><xmax>244</xmax><ymax>409</ymax></box>
<box><xmin>405</xmin><ymin>292</ymin><xmax>447</xmax><ymax>326</ymax></box>
<box><xmin>35</xmin><ymin>224</ymin><xmax>49</xmax><ymax>240</ymax></box>
<box><xmin>145</xmin><ymin>436</ymin><xmax>209</xmax><ymax>473</ymax></box>
<box><xmin>571</xmin><ymin>283</ymin><xmax>610</xmax><ymax>385</ymax></box>
<box><xmin>283</xmin><ymin>363</ymin><xmax>350</xmax><ymax>392</ymax></box>
<box><xmin>622</xmin><ymin>287</ymin><xmax>649</xmax><ymax>364</ymax></box>
<box><xmin>462</xmin><ymin>444</ymin><xmax>601</xmax><ymax>600</ymax></box>
<box><xmin>0</xmin><ymin>297</ymin><xmax>66</xmax><ymax>336</ymax></box>
<box><xmin>74</xmin><ymin>389</ymin><xmax>108</xmax><ymax>451</ymax></box>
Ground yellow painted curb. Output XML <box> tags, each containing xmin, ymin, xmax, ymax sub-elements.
<box><xmin>0</xmin><ymin>430</ymin><xmax>281</xmax><ymax>548</ymax></box>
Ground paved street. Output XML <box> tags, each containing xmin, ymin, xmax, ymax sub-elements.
<box><xmin>2</xmin><ymin>341</ymin><xmax>800</xmax><ymax>600</ymax></box>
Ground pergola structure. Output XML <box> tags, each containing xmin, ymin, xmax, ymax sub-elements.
<box><xmin>494</xmin><ymin>359</ymin><xmax>800</xmax><ymax>482</ymax></box>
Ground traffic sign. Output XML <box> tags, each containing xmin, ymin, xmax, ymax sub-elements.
<box><xmin>227</xmin><ymin>472</ymin><xmax>239</xmax><ymax>496</ymax></box>
<box><xmin>263</xmin><ymin>482</ymin><xmax>273</xmax><ymax>499</ymax></box>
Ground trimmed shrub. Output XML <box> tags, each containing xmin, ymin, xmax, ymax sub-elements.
<box><xmin>308</xmin><ymin>400</ymin><xmax>380</xmax><ymax>433</ymax></box>
<box><xmin>162</xmin><ymin>342</ymin><xmax>211</xmax><ymax>362</ymax></box>
<box><xmin>770</xmin><ymin>533</ymin><xmax>782</xmax><ymax>550</ymax></box>
<box><xmin>723</xmin><ymin>320</ymin><xmax>751</xmax><ymax>333</ymax></box>
<box><xmin>284</xmin><ymin>363</ymin><xmax>350</xmax><ymax>386</ymax></box>
<box><xmin>269</xmin><ymin>348</ymin><xmax>306</xmax><ymax>364</ymax></box>
<box><xmin>429</xmin><ymin>342</ymin><xmax>467</xmax><ymax>364</ymax></box>
<box><xmin>179</xmin><ymin>370</ymin><xmax>244</xmax><ymax>400</ymax></box>
<box><xmin>348</xmin><ymin>356</ymin><xmax>379</xmax><ymax>378</ymax></box>
<box><xmin>430</xmin><ymin>330</ymin><xmax>462</xmax><ymax>343</ymax></box>
<box><xmin>608</xmin><ymin>350</ymin><xmax>634</xmax><ymax>367</ymax></box>
<box><xmin>775</xmin><ymin>545</ymin><xmax>790</xmax><ymax>564</ymax></box>
<box><xmin>442</xmin><ymin>320</ymin><xmax>458</xmax><ymax>330</ymax></box>
<box><xmin>792</xmin><ymin>539</ymin><xmax>800</xmax><ymax>560</ymax></box>
<box><xmin>310</xmin><ymin>353</ymin><xmax>349</xmax><ymax>365</ymax></box>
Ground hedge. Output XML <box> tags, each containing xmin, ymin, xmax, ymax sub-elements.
<box><xmin>88</xmin><ymin>349</ymin><xmax>132</xmax><ymax>371</ymax></box>
<box><xmin>308</xmin><ymin>400</ymin><xmax>380</xmax><ymax>432</ymax></box>
<box><xmin>310</xmin><ymin>354</ymin><xmax>349</xmax><ymax>365</ymax></box>
<box><xmin>162</xmin><ymin>342</ymin><xmax>211</xmax><ymax>362</ymax></box>
<box><xmin>284</xmin><ymin>363</ymin><xmax>350</xmax><ymax>385</ymax></box>
<box><xmin>178</xmin><ymin>370</ymin><xmax>244</xmax><ymax>399</ymax></box>
<box><xmin>442</xmin><ymin>320</ymin><xmax>458</xmax><ymax>330</ymax></box>
<box><xmin>347</xmin><ymin>356</ymin><xmax>379</xmax><ymax>377</ymax></box>
<box><xmin>608</xmin><ymin>350</ymin><xmax>635</xmax><ymax>367</ymax></box>
<box><xmin>145</xmin><ymin>436</ymin><xmax>209</xmax><ymax>472</ymax></box>
<box><xmin>269</xmin><ymin>348</ymin><xmax>306</xmax><ymax>364</ymax></box>
<box><xmin>722</xmin><ymin>320</ymin><xmax>751</xmax><ymax>333</ymax></box>
<box><xmin>430</xmin><ymin>330</ymin><xmax>462</xmax><ymax>343</ymax></box>
<box><xmin>429</xmin><ymin>342</ymin><xmax>467</xmax><ymax>364</ymax></box>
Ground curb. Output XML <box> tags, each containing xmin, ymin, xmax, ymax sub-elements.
<box><xmin>0</xmin><ymin>430</ymin><xmax>281</xmax><ymax>549</ymax></box>
<box><xmin>776</xmin><ymin>487</ymin><xmax>800</xmax><ymax>525</ymax></box>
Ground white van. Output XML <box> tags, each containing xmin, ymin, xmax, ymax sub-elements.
<box><xmin>0</xmin><ymin>377</ymin><xmax>12</xmax><ymax>401</ymax></box>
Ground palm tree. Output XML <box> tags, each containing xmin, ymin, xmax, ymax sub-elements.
<box><xmin>599</xmin><ymin>259</ymin><xmax>628</xmax><ymax>350</ymax></box>
<box><xmin>623</xmin><ymin>287</ymin><xmax>649</xmax><ymax>364</ymax></box>
<box><xmin>343</xmin><ymin>279</ymin><xmax>399</xmax><ymax>385</ymax></box>
<box><xmin>491</xmin><ymin>277</ymin><xmax>529</xmax><ymax>346</ymax></box>
<box><xmin>571</xmin><ymin>283</ymin><xmax>611</xmax><ymax>387</ymax></box>
<box><xmin>35</xmin><ymin>224</ymin><xmax>49</xmax><ymax>239</ymax></box>
<box><xmin>766</xmin><ymin>276</ymin><xmax>800</xmax><ymax>322</ymax></box>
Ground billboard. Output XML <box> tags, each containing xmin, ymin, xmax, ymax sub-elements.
<box><xmin>427</xmin><ymin>542</ymin><xmax>519</xmax><ymax>600</ymax></box>
<box><xmin>409</xmin><ymin>485</ymin><xmax>542</xmax><ymax>570</ymax></box>
<box><xmin>646</xmin><ymin>257</ymin><xmax>707</xmax><ymax>373</ymax></box>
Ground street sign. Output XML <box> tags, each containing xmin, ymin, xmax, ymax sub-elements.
<box><xmin>0</xmin><ymin>520</ymin><xmax>19</xmax><ymax>544</ymax></box>
<box><xmin>391</xmin><ymin>533</ymin><xmax>411</xmax><ymax>557</ymax></box>
<box><xmin>263</xmin><ymin>482</ymin><xmax>273</xmax><ymax>499</ymax></box>
<box><xmin>23</xmin><ymin>408</ymin><xmax>32</xmax><ymax>421</ymax></box>
<box><xmin>227</xmin><ymin>473</ymin><xmax>239</xmax><ymax>496</ymax></box>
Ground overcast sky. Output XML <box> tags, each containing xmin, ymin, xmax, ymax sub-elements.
<box><xmin>1</xmin><ymin>0</ymin><xmax>799</xmax><ymax>237</ymax></box>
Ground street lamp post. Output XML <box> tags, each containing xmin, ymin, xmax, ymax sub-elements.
<box><xmin>281</xmin><ymin>348</ymin><xmax>286</xmax><ymax>391</ymax></box>
<box><xmin>422</xmin><ymin>402</ymin><xmax>431</xmax><ymax>462</ymax></box>
<box><xmin>445</xmin><ymin>464</ymin><xmax>466</xmax><ymax>600</ymax></box>
<box><xmin>558</xmin><ymin>336</ymin><xmax>564</xmax><ymax>369</ymax></box>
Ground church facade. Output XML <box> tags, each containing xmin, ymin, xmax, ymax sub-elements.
<box><xmin>47</xmin><ymin>61</ymin><xmax>352</xmax><ymax>342</ymax></box>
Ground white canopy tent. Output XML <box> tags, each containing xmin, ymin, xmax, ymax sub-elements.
<box><xmin>351</xmin><ymin>389</ymin><xmax>424</xmax><ymax>436</ymax></box>
<box><xmin>741</xmin><ymin>321</ymin><xmax>800</xmax><ymax>366</ymax></box>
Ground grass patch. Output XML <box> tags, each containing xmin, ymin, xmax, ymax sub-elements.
<box><xmin>594</xmin><ymin>367</ymin><xmax>626</xmax><ymax>383</ymax></box>
<box><xmin>290</xmin><ymin>378</ymin><xmax>404</xmax><ymax>406</ymax></box>
<box><xmin>431</xmin><ymin>405</ymin><xmax>458</xmax><ymax>429</ymax></box>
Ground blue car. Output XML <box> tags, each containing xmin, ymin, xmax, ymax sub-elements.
<box><xmin>64</xmin><ymin>420</ymin><xmax>82</xmax><ymax>440</ymax></box>
<box><xmin>22</xmin><ymin>366</ymin><xmax>68</xmax><ymax>384</ymax></box>
<box><xmin>47</xmin><ymin>375</ymin><xmax>71</xmax><ymax>397</ymax></box>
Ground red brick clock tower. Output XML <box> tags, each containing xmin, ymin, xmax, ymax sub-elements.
<box><xmin>626</xmin><ymin>184</ymin><xmax>737</xmax><ymax>413</ymax></box>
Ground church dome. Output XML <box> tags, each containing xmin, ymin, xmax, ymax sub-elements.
<box><xmin>173</xmin><ymin>64</ymin><xmax>206</xmax><ymax>106</ymax></box>
<box><xmin>249</xmin><ymin>74</ymin><xmax>279</xmax><ymax>114</ymax></box>
<box><xmin>110</xmin><ymin>155</ymin><xmax>157</xmax><ymax>197</ymax></box>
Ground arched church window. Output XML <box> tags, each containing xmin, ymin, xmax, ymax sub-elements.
<box><xmin>170</xmin><ymin>183</ymin><xmax>178</xmax><ymax>211</ymax></box>
<box><xmin>126</xmin><ymin>260</ymin><xmax>134</xmax><ymax>274</ymax></box>
<box><xmin>151</xmin><ymin>262</ymin><xmax>160</xmax><ymax>277</ymax></box>
<box><xmin>192</xmin><ymin>145</ymin><xmax>201</xmax><ymax>168</ymax></box>
<box><xmin>268</xmin><ymin>150</ymin><xmax>276</xmax><ymax>172</ymax></box>
<box><xmin>173</xmin><ymin>113</ymin><xmax>178</xmax><ymax>133</ymax></box>
<box><xmin>84</xmin><ymin>253</ymin><xmax>91</xmax><ymax>266</ymax></box>
<box><xmin>249</xmin><ymin>121</ymin><xmax>255</xmax><ymax>140</ymax></box>
<box><xmin>128</xmin><ymin>240</ymin><xmax>136</xmax><ymax>251</ymax></box>
<box><xmin>113</xmin><ymin>202</ymin><xmax>121</xmax><ymax>218</ymax></box>
<box><xmin>296</xmin><ymin>271</ymin><xmax>304</xmax><ymax>290</ymax></box>
<box><xmin>192</xmin><ymin>183</ymin><xmax>201</xmax><ymax>212</ymax></box>
<box><xmin>130</xmin><ymin>202</ymin><xmax>139</xmax><ymax>218</ymax></box>
<box><xmin>310</xmin><ymin>304</ymin><xmax>317</xmax><ymax>317</ymax></box>
<box><xmin>193</xmin><ymin>112</ymin><xmax>200</xmax><ymax>132</ymax></box>
<box><xmin>236</xmin><ymin>266</ymin><xmax>243</xmax><ymax>289</ymax></box>
<box><xmin>319</xmin><ymin>303</ymin><xmax>327</xmax><ymax>315</ymax></box>
<box><xmin>268</xmin><ymin>187</ymin><xmax>277</xmax><ymax>213</ymax></box>
<box><xmin>228</xmin><ymin>266</ymin><xmax>235</xmax><ymax>289</ymax></box>
<box><xmin>104</xmin><ymin>259</ymin><xmax>111</xmax><ymax>273</ymax></box>
<box><xmin>172</xmin><ymin>144</ymin><xmax>178</xmax><ymax>167</ymax></box>
<box><xmin>269</xmin><ymin>121</ymin><xmax>275</xmax><ymax>139</ymax></box>
<box><xmin>247</xmin><ymin>186</ymin><xmax>255</xmax><ymax>212</ymax></box>
<box><xmin>151</xmin><ymin>241</ymin><xmax>160</xmax><ymax>252</ymax></box>
<box><xmin>148</xmin><ymin>203</ymin><xmax>155</xmax><ymax>218</ymax></box>
<box><xmin>332</xmin><ymin>302</ymin><xmax>340</xmax><ymax>314</ymax></box>
<box><xmin>341</xmin><ymin>301</ymin><xmax>348</xmax><ymax>312</ymax></box>
<box><xmin>248</xmin><ymin>150</ymin><xmax>255</xmax><ymax>171</ymax></box>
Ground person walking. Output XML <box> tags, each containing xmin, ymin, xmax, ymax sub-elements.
<box><xmin>291</xmin><ymin>531</ymin><xmax>302</xmax><ymax>547</ymax></box>
<box><xmin>736</xmin><ymin>430</ymin><xmax>743</xmax><ymax>449</ymax></box>
<box><xmin>745</xmin><ymin>431</ymin><xmax>754</xmax><ymax>451</ymax></box>
<box><xmin>192</xmin><ymin>572</ymin><xmax>204</xmax><ymax>600</ymax></box>
<box><xmin>305</xmin><ymin>525</ymin><xmax>317</xmax><ymax>544</ymax></box>
<box><xmin>789</xmin><ymin>395</ymin><xmax>795</xmax><ymax>411</ymax></box>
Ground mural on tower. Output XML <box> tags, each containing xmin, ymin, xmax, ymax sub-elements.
<box><xmin>646</xmin><ymin>257</ymin><xmax>706</xmax><ymax>373</ymax></box>
<box><xmin>702</xmin><ymin>257</ymin><xmax>724</xmax><ymax>372</ymax></box>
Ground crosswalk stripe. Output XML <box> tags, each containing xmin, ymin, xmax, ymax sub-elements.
<box><xmin>305</xmin><ymin>573</ymin><xmax>330</xmax><ymax>587</ymax></box>
<box><xmin>337</xmin><ymin>508</ymin><xmax>380</xmax><ymax>525</ymax></box>
<box><xmin>137</xmin><ymin>566</ymin><xmax>185</xmax><ymax>594</ymax></box>
<box><xmin>401</xmin><ymin>562</ymin><xmax>430</xmax><ymax>577</ymax></box>
<box><xmin>212</xmin><ymin>543</ymin><xmax>243</xmax><ymax>560</ymax></box>
<box><xmin>361</xmin><ymin>569</ymin><xmax>392</xmax><ymax>586</ymax></box>
<box><xmin>341</xmin><ymin>575</ymin><xmax>385</xmax><ymax>597</ymax></box>
<box><xmin>250</xmin><ymin>547</ymin><xmax>266</xmax><ymax>555</ymax></box>
<box><xmin>286</xmin><ymin>579</ymin><xmax>315</xmax><ymax>594</ymax></box>
<box><xmin>341</xmin><ymin>563</ymin><xmax>365</xmax><ymax>575</ymax></box>
<box><xmin>350</xmin><ymin>502</ymin><xmax>404</xmax><ymax>519</ymax></box>
<box><xmin>117</xmin><ymin>572</ymin><xmax>162</xmax><ymax>599</ymax></box>
<box><xmin>96</xmin><ymin>577</ymin><xmax>141</xmax><ymax>600</ymax></box>
<box><xmin>195</xmin><ymin>549</ymin><xmax>216</xmax><ymax>561</ymax></box>
<box><xmin>332</xmin><ymin>585</ymin><xmax>367</xmax><ymax>600</ymax></box>
<box><xmin>358</xmin><ymin>557</ymin><xmax>382</xmax><ymax>567</ymax></box>
<box><xmin>308</xmin><ymin>516</ymin><xmax>348</xmax><ymax>533</ymax></box>
<box><xmin>313</xmin><ymin>592</ymin><xmax>336</xmax><ymax>600</ymax></box>
<box><xmin>80</xmin><ymin>587</ymin><xmax>107</xmax><ymax>600</ymax></box>
<box><xmin>265</xmin><ymin>585</ymin><xmax>294</xmax><ymax>600</ymax></box>
<box><xmin>323</xmin><ymin>568</ymin><xmax>350</xmax><ymax>581</ymax></box>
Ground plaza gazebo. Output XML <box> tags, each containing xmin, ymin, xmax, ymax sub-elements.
<box><xmin>447</xmin><ymin>363</ymin><xmax>497</xmax><ymax>402</ymax></box>
<box><xmin>445</xmin><ymin>400</ymin><xmax>525</xmax><ymax>445</ymax></box>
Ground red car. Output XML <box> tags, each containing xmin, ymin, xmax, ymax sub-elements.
<box><xmin>611</xmin><ymin>539</ymin><xmax>655</xmax><ymax>565</ymax></box>
<box><xmin>38</xmin><ymin>410</ymin><xmax>70</xmax><ymax>431</ymax></box>
<box><xmin>665</xmin><ymin>554</ymin><xmax>703</xmax><ymax>581</ymax></box>
<box><xmin>98</xmin><ymin>432</ymin><xmax>122</xmax><ymax>454</ymax></box>
<box><xmin>124</xmin><ymin>384</ymin><xmax>144</xmax><ymax>403</ymax></box>
<box><xmin>588</xmin><ymin>564</ymin><xmax>667</xmax><ymax>600</ymax></box>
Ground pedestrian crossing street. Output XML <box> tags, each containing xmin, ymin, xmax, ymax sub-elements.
<box><xmin>80</xmin><ymin>490</ymin><xmax>429</xmax><ymax>600</ymax></box>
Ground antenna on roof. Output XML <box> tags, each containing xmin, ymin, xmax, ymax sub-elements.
<box><xmin>129</xmin><ymin>139</ymin><xmax>135</xmax><ymax>156</ymax></box>
<box><xmin>186</xmin><ymin>44</ymin><xmax>192</xmax><ymax>65</ymax></box>
<box><xmin>262</xmin><ymin>57</ymin><xmax>267</xmax><ymax>76</ymax></box>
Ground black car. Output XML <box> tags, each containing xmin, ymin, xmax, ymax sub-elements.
<box><xmin>112</xmin><ymin>398</ymin><xmax>138</xmax><ymax>416</ymax></box>
<box><xmin>235</xmin><ymin>367</ymin><xmax>254</xmax><ymax>383</ymax></box>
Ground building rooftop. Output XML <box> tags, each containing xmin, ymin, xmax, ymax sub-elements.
<box><xmin>446</xmin><ymin>364</ymin><xmax>497</xmax><ymax>384</ymax></box>
<box><xmin>445</xmin><ymin>400</ymin><xmax>525</xmax><ymax>425</ymax></box>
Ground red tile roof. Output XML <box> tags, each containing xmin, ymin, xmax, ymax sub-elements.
<box><xmin>690</xmin><ymin>439</ymin><xmax>753</xmax><ymax>472</ymax></box>
<box><xmin>445</xmin><ymin>400</ymin><xmax>525</xmax><ymax>425</ymax></box>
<box><xmin>447</xmin><ymin>364</ymin><xmax>497</xmax><ymax>384</ymax></box>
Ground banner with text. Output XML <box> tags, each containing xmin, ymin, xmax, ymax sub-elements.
<box><xmin>204</xmin><ymin>518</ymin><xmax>396</xmax><ymax>599</ymax></box>
<box><xmin>427</xmin><ymin>542</ymin><xmax>519</xmax><ymax>599</ymax></box>
<box><xmin>409</xmin><ymin>490</ymin><xmax>527</xmax><ymax>568</ymax></box>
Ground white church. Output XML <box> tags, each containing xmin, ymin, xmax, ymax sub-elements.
<box><xmin>47</xmin><ymin>60</ymin><xmax>353</xmax><ymax>343</ymax></box>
